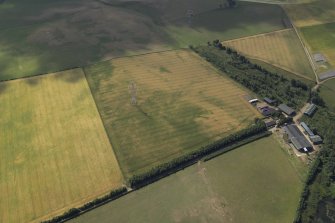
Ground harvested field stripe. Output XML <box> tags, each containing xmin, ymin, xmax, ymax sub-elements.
<box><xmin>224</xmin><ymin>28</ymin><xmax>314</xmax><ymax>79</ymax></box>
<box><xmin>0</xmin><ymin>69</ymin><xmax>123</xmax><ymax>223</ymax></box>
<box><xmin>85</xmin><ymin>49</ymin><xmax>261</xmax><ymax>177</ymax></box>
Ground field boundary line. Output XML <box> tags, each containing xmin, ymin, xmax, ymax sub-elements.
<box><xmin>247</xmin><ymin>56</ymin><xmax>315</xmax><ymax>82</ymax></box>
<box><xmin>203</xmin><ymin>131</ymin><xmax>272</xmax><ymax>161</ymax></box>
<box><xmin>41</xmin><ymin>132</ymin><xmax>272</xmax><ymax>223</ymax></box>
<box><xmin>33</xmin><ymin>187</ymin><xmax>120</xmax><ymax>223</ymax></box>
<box><xmin>0</xmin><ymin>48</ymin><xmax>189</xmax><ymax>84</ymax></box>
<box><xmin>282</xmin><ymin>6</ymin><xmax>319</xmax><ymax>84</ymax></box>
<box><xmin>320</xmin><ymin>76</ymin><xmax>335</xmax><ymax>84</ymax></box>
<box><xmin>293</xmin><ymin>20</ymin><xmax>335</xmax><ymax>29</ymax></box>
<box><xmin>223</xmin><ymin>28</ymin><xmax>293</xmax><ymax>43</ymax></box>
<box><xmin>238</xmin><ymin>0</ymin><xmax>310</xmax><ymax>5</ymax></box>
<box><xmin>0</xmin><ymin>66</ymin><xmax>82</xmax><ymax>83</ymax></box>
<box><xmin>81</xmin><ymin>67</ymin><xmax>127</xmax><ymax>182</ymax></box>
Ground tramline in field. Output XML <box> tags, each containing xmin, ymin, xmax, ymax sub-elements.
<box><xmin>0</xmin><ymin>69</ymin><xmax>123</xmax><ymax>223</ymax></box>
<box><xmin>224</xmin><ymin>29</ymin><xmax>314</xmax><ymax>79</ymax></box>
<box><xmin>85</xmin><ymin>49</ymin><xmax>261</xmax><ymax>178</ymax></box>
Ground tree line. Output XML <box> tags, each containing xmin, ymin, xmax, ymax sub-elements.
<box><xmin>42</xmin><ymin>187</ymin><xmax>127</xmax><ymax>223</ymax></box>
<box><xmin>295</xmin><ymin>107</ymin><xmax>335</xmax><ymax>222</ymax></box>
<box><xmin>191</xmin><ymin>43</ymin><xmax>310</xmax><ymax>109</ymax></box>
<box><xmin>128</xmin><ymin>120</ymin><xmax>267</xmax><ymax>188</ymax></box>
<box><xmin>191</xmin><ymin>42</ymin><xmax>335</xmax><ymax>222</ymax></box>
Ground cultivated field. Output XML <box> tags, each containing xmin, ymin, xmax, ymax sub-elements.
<box><xmin>85</xmin><ymin>49</ymin><xmax>261</xmax><ymax>178</ymax></box>
<box><xmin>0</xmin><ymin>69</ymin><xmax>123</xmax><ymax>223</ymax></box>
<box><xmin>165</xmin><ymin>2</ymin><xmax>290</xmax><ymax>46</ymax></box>
<box><xmin>283</xmin><ymin>0</ymin><xmax>335</xmax><ymax>27</ymax></box>
<box><xmin>70</xmin><ymin>135</ymin><xmax>304</xmax><ymax>223</ymax></box>
<box><xmin>320</xmin><ymin>79</ymin><xmax>335</xmax><ymax>112</ymax></box>
<box><xmin>249</xmin><ymin>58</ymin><xmax>315</xmax><ymax>85</ymax></box>
<box><xmin>0</xmin><ymin>0</ymin><xmax>288</xmax><ymax>80</ymax></box>
<box><xmin>300</xmin><ymin>22</ymin><xmax>335</xmax><ymax>74</ymax></box>
<box><xmin>240</xmin><ymin>0</ymin><xmax>315</xmax><ymax>3</ymax></box>
<box><xmin>224</xmin><ymin>29</ymin><xmax>314</xmax><ymax>79</ymax></box>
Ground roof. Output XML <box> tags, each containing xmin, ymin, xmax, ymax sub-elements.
<box><xmin>260</xmin><ymin>107</ymin><xmax>276</xmax><ymax>117</ymax></box>
<box><xmin>249</xmin><ymin>99</ymin><xmax>258</xmax><ymax>103</ymax></box>
<box><xmin>310</xmin><ymin>135</ymin><xmax>323</xmax><ymax>143</ymax></box>
<box><xmin>265</xmin><ymin>120</ymin><xmax>276</xmax><ymax>128</ymax></box>
<box><xmin>283</xmin><ymin>124</ymin><xmax>303</xmax><ymax>139</ymax></box>
<box><xmin>300</xmin><ymin>122</ymin><xmax>314</xmax><ymax>136</ymax></box>
<box><xmin>264</xmin><ymin>97</ymin><xmax>276</xmax><ymax>104</ymax></box>
<box><xmin>291</xmin><ymin>137</ymin><xmax>312</xmax><ymax>151</ymax></box>
<box><xmin>278</xmin><ymin>104</ymin><xmax>295</xmax><ymax>116</ymax></box>
<box><xmin>283</xmin><ymin>124</ymin><xmax>312</xmax><ymax>151</ymax></box>
<box><xmin>313</xmin><ymin>53</ymin><xmax>327</xmax><ymax>62</ymax></box>
<box><xmin>319</xmin><ymin>70</ymin><xmax>335</xmax><ymax>81</ymax></box>
<box><xmin>304</xmin><ymin>103</ymin><xmax>317</xmax><ymax>116</ymax></box>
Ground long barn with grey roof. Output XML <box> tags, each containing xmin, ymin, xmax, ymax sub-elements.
<box><xmin>301</xmin><ymin>122</ymin><xmax>314</xmax><ymax>136</ymax></box>
<box><xmin>283</xmin><ymin>124</ymin><xmax>312</xmax><ymax>152</ymax></box>
<box><xmin>319</xmin><ymin>70</ymin><xmax>335</xmax><ymax>81</ymax></box>
<box><xmin>278</xmin><ymin>104</ymin><xmax>296</xmax><ymax>116</ymax></box>
<box><xmin>304</xmin><ymin>103</ymin><xmax>317</xmax><ymax>116</ymax></box>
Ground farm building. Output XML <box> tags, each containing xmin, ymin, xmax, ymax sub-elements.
<box><xmin>283</xmin><ymin>124</ymin><xmax>313</xmax><ymax>152</ymax></box>
<box><xmin>319</xmin><ymin>70</ymin><xmax>335</xmax><ymax>81</ymax></box>
<box><xmin>313</xmin><ymin>53</ymin><xmax>327</xmax><ymax>63</ymax></box>
<box><xmin>248</xmin><ymin>98</ymin><xmax>259</xmax><ymax>104</ymax></box>
<box><xmin>278</xmin><ymin>104</ymin><xmax>296</xmax><ymax>116</ymax></box>
<box><xmin>300</xmin><ymin>122</ymin><xmax>314</xmax><ymax>136</ymax></box>
<box><xmin>304</xmin><ymin>103</ymin><xmax>317</xmax><ymax>116</ymax></box>
<box><xmin>300</xmin><ymin>122</ymin><xmax>323</xmax><ymax>145</ymax></box>
<box><xmin>264</xmin><ymin>97</ymin><xmax>276</xmax><ymax>105</ymax></box>
<box><xmin>310</xmin><ymin>135</ymin><xmax>323</xmax><ymax>145</ymax></box>
<box><xmin>264</xmin><ymin>118</ymin><xmax>276</xmax><ymax>129</ymax></box>
<box><xmin>258</xmin><ymin>105</ymin><xmax>276</xmax><ymax>117</ymax></box>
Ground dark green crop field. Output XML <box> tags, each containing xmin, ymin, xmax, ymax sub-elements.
<box><xmin>0</xmin><ymin>0</ymin><xmax>288</xmax><ymax>80</ymax></box>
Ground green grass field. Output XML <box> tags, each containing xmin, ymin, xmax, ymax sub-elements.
<box><xmin>284</xmin><ymin>0</ymin><xmax>335</xmax><ymax>27</ymax></box>
<box><xmin>85</xmin><ymin>49</ymin><xmax>261</xmax><ymax>178</ymax></box>
<box><xmin>320</xmin><ymin>79</ymin><xmax>335</xmax><ymax>112</ymax></box>
<box><xmin>0</xmin><ymin>0</ymin><xmax>288</xmax><ymax>80</ymax></box>
<box><xmin>300</xmin><ymin>22</ymin><xmax>335</xmax><ymax>74</ymax></box>
<box><xmin>0</xmin><ymin>69</ymin><xmax>123</xmax><ymax>223</ymax></box>
<box><xmin>224</xmin><ymin>29</ymin><xmax>314</xmax><ymax>79</ymax></box>
<box><xmin>69</xmin><ymin>135</ymin><xmax>304</xmax><ymax>223</ymax></box>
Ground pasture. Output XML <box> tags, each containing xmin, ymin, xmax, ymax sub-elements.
<box><xmin>300</xmin><ymin>22</ymin><xmax>335</xmax><ymax>74</ymax></box>
<box><xmin>320</xmin><ymin>79</ymin><xmax>335</xmax><ymax>112</ymax></box>
<box><xmin>283</xmin><ymin>0</ymin><xmax>335</xmax><ymax>27</ymax></box>
<box><xmin>85</xmin><ymin>49</ymin><xmax>261</xmax><ymax>178</ymax></box>
<box><xmin>0</xmin><ymin>0</ymin><xmax>288</xmax><ymax>80</ymax></box>
<box><xmin>0</xmin><ymin>69</ymin><xmax>123</xmax><ymax>223</ymax></box>
<box><xmin>69</xmin><ymin>135</ymin><xmax>304</xmax><ymax>223</ymax></box>
<box><xmin>224</xmin><ymin>29</ymin><xmax>314</xmax><ymax>79</ymax></box>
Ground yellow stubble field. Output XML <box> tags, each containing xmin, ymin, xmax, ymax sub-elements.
<box><xmin>224</xmin><ymin>29</ymin><xmax>314</xmax><ymax>80</ymax></box>
<box><xmin>0</xmin><ymin>69</ymin><xmax>123</xmax><ymax>223</ymax></box>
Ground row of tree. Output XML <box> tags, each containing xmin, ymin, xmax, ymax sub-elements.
<box><xmin>192</xmin><ymin>41</ymin><xmax>334</xmax><ymax>222</ymax></box>
<box><xmin>42</xmin><ymin>187</ymin><xmax>127</xmax><ymax>223</ymax></box>
<box><xmin>128</xmin><ymin>121</ymin><xmax>267</xmax><ymax>188</ymax></box>
<box><xmin>295</xmin><ymin>107</ymin><xmax>335</xmax><ymax>222</ymax></box>
<box><xmin>191</xmin><ymin>44</ymin><xmax>310</xmax><ymax>109</ymax></box>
